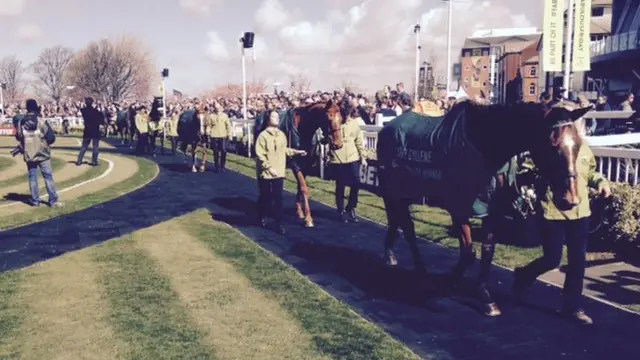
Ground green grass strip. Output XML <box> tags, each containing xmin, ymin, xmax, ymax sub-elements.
<box><xmin>0</xmin><ymin>157</ymin><xmax>15</xmax><ymax>173</ymax></box>
<box><xmin>92</xmin><ymin>238</ymin><xmax>216</xmax><ymax>360</ymax></box>
<box><xmin>0</xmin><ymin>155</ymin><xmax>158</xmax><ymax>230</ymax></box>
<box><xmin>0</xmin><ymin>271</ymin><xmax>24</xmax><ymax>358</ymax></box>
<box><xmin>0</xmin><ymin>157</ymin><xmax>66</xmax><ymax>188</ymax></box>
<box><xmin>184</xmin><ymin>211</ymin><xmax>419</xmax><ymax>360</ymax></box>
<box><xmin>0</xmin><ymin>160</ymin><xmax>107</xmax><ymax>207</ymax></box>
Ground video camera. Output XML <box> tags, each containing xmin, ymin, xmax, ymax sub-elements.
<box><xmin>10</xmin><ymin>144</ymin><xmax>23</xmax><ymax>157</ymax></box>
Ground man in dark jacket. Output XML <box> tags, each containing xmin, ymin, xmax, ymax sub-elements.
<box><xmin>15</xmin><ymin>99</ymin><xmax>62</xmax><ymax>208</ymax></box>
<box><xmin>76</xmin><ymin>97</ymin><xmax>104</xmax><ymax>166</ymax></box>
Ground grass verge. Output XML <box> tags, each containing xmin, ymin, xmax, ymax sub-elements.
<box><xmin>0</xmin><ymin>157</ymin><xmax>15</xmax><ymax>173</ymax></box>
<box><xmin>92</xmin><ymin>237</ymin><xmax>216</xmax><ymax>360</ymax></box>
<box><xmin>0</xmin><ymin>157</ymin><xmax>66</xmax><ymax>188</ymax></box>
<box><xmin>0</xmin><ymin>155</ymin><xmax>158</xmax><ymax>230</ymax></box>
<box><xmin>0</xmin><ymin>272</ymin><xmax>22</xmax><ymax>359</ymax></box>
<box><xmin>185</xmin><ymin>210</ymin><xmax>419</xmax><ymax>360</ymax></box>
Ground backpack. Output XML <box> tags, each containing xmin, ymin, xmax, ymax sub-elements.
<box><xmin>20</xmin><ymin>114</ymin><xmax>52</xmax><ymax>162</ymax></box>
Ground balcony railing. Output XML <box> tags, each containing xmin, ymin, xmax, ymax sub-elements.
<box><xmin>591</xmin><ymin>30</ymin><xmax>640</xmax><ymax>56</ymax></box>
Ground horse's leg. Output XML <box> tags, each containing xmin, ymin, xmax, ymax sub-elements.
<box><xmin>450</xmin><ymin>217</ymin><xmax>477</xmax><ymax>284</ymax></box>
<box><xmin>293</xmin><ymin>170</ymin><xmax>305</xmax><ymax>220</ymax></box>
<box><xmin>475</xmin><ymin>215</ymin><xmax>501</xmax><ymax>316</ymax></box>
<box><xmin>296</xmin><ymin>171</ymin><xmax>314</xmax><ymax>228</ymax></box>
<box><xmin>383</xmin><ymin>197</ymin><xmax>400</xmax><ymax>267</ymax></box>
<box><xmin>398</xmin><ymin>198</ymin><xmax>426</xmax><ymax>274</ymax></box>
<box><xmin>199</xmin><ymin>146</ymin><xmax>207</xmax><ymax>172</ymax></box>
<box><xmin>191</xmin><ymin>143</ymin><xmax>197</xmax><ymax>172</ymax></box>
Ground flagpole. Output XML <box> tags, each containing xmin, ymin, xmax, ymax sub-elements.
<box><xmin>563</xmin><ymin>0</ymin><xmax>574</xmax><ymax>99</ymax></box>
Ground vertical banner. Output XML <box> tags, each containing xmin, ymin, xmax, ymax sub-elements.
<box><xmin>542</xmin><ymin>0</ymin><xmax>565</xmax><ymax>72</ymax></box>
<box><xmin>572</xmin><ymin>0</ymin><xmax>592</xmax><ymax>71</ymax></box>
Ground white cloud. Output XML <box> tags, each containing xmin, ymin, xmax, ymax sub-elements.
<box><xmin>254</xmin><ymin>0</ymin><xmax>290</xmax><ymax>32</ymax></box>
<box><xmin>205</xmin><ymin>31</ymin><xmax>230</xmax><ymax>62</ymax></box>
<box><xmin>15</xmin><ymin>23</ymin><xmax>43</xmax><ymax>42</ymax></box>
<box><xmin>205</xmin><ymin>0</ymin><xmax>538</xmax><ymax>92</ymax></box>
<box><xmin>0</xmin><ymin>0</ymin><xmax>24</xmax><ymax>16</ymax></box>
<box><xmin>178</xmin><ymin>0</ymin><xmax>220</xmax><ymax>15</ymax></box>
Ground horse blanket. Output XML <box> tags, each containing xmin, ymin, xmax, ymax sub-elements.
<box><xmin>377</xmin><ymin>105</ymin><xmax>498</xmax><ymax>219</ymax></box>
<box><xmin>278</xmin><ymin>108</ymin><xmax>322</xmax><ymax>175</ymax></box>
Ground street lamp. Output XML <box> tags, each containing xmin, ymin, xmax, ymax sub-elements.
<box><xmin>0</xmin><ymin>82</ymin><xmax>5</xmax><ymax>116</ymax></box>
<box><xmin>413</xmin><ymin>24</ymin><xmax>421</xmax><ymax>103</ymax></box>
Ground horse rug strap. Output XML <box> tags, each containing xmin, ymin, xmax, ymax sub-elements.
<box><xmin>377</xmin><ymin>105</ymin><xmax>492</xmax><ymax>219</ymax></box>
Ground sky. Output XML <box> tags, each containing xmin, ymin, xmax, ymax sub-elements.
<box><xmin>0</xmin><ymin>0</ymin><xmax>542</xmax><ymax>95</ymax></box>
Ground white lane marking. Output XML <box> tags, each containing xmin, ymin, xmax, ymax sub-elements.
<box><xmin>0</xmin><ymin>157</ymin><xmax>115</xmax><ymax>208</ymax></box>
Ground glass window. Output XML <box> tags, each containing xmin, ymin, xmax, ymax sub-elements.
<box><xmin>529</xmin><ymin>83</ymin><xmax>536</xmax><ymax>96</ymax></box>
<box><xmin>530</xmin><ymin>66</ymin><xmax>537</xmax><ymax>77</ymax></box>
<box><xmin>591</xmin><ymin>7</ymin><xmax>604</xmax><ymax>17</ymax></box>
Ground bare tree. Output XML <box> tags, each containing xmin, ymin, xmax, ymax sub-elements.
<box><xmin>339</xmin><ymin>79</ymin><xmax>363</xmax><ymax>95</ymax></box>
<box><xmin>0</xmin><ymin>55</ymin><xmax>26</xmax><ymax>102</ymax></box>
<box><xmin>248</xmin><ymin>78</ymin><xmax>268</xmax><ymax>95</ymax></box>
<box><xmin>289</xmin><ymin>74</ymin><xmax>312</xmax><ymax>94</ymax></box>
<box><xmin>30</xmin><ymin>46</ymin><xmax>74</xmax><ymax>104</ymax></box>
<box><xmin>67</xmin><ymin>36</ymin><xmax>155</xmax><ymax>102</ymax></box>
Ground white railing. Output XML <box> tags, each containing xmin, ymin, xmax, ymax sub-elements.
<box><xmin>592</xmin><ymin>147</ymin><xmax>640</xmax><ymax>185</ymax></box>
<box><xmin>591</xmin><ymin>30</ymin><xmax>639</xmax><ymax>57</ymax></box>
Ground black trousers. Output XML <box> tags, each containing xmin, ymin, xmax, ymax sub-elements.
<box><xmin>136</xmin><ymin>132</ymin><xmax>148</xmax><ymax>154</ymax></box>
<box><xmin>211</xmin><ymin>137</ymin><xmax>228</xmax><ymax>169</ymax></box>
<box><xmin>518</xmin><ymin>217</ymin><xmax>589</xmax><ymax>311</ymax></box>
<box><xmin>148</xmin><ymin>131</ymin><xmax>159</xmax><ymax>152</ymax></box>
<box><xmin>77</xmin><ymin>137</ymin><xmax>100</xmax><ymax>165</ymax></box>
<box><xmin>333</xmin><ymin>162</ymin><xmax>360</xmax><ymax>212</ymax></box>
<box><xmin>257</xmin><ymin>178</ymin><xmax>284</xmax><ymax>222</ymax></box>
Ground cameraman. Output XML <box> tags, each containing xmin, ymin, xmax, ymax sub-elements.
<box><xmin>15</xmin><ymin>99</ymin><xmax>63</xmax><ymax>208</ymax></box>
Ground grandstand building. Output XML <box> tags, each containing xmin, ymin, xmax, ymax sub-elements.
<box><xmin>590</xmin><ymin>0</ymin><xmax>640</xmax><ymax>102</ymax></box>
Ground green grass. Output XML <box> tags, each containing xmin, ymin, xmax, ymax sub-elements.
<box><xmin>0</xmin><ymin>157</ymin><xmax>66</xmax><ymax>188</ymax></box>
<box><xmin>0</xmin><ymin>155</ymin><xmax>158</xmax><ymax>230</ymax></box>
<box><xmin>92</xmin><ymin>238</ymin><xmax>217</xmax><ymax>360</ymax></box>
<box><xmin>0</xmin><ymin>272</ymin><xmax>23</xmax><ymax>359</ymax></box>
<box><xmin>0</xmin><ymin>157</ymin><xmax>15</xmax><ymax>173</ymax></box>
<box><xmin>184</xmin><ymin>211</ymin><xmax>420</xmax><ymax>360</ymax></box>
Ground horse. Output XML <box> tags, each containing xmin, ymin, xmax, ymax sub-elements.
<box><xmin>177</xmin><ymin>106</ymin><xmax>209</xmax><ymax>172</ymax></box>
<box><xmin>376</xmin><ymin>100</ymin><xmax>592</xmax><ymax>316</ymax></box>
<box><xmin>116</xmin><ymin>108</ymin><xmax>133</xmax><ymax>145</ymax></box>
<box><xmin>277</xmin><ymin>100</ymin><xmax>344</xmax><ymax>227</ymax></box>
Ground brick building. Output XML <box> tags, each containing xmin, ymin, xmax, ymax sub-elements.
<box><xmin>458</xmin><ymin>28</ymin><xmax>541</xmax><ymax>103</ymax></box>
<box><xmin>495</xmin><ymin>36</ymin><xmax>543</xmax><ymax>104</ymax></box>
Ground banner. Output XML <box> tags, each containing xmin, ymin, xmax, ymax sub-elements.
<box><xmin>542</xmin><ymin>0</ymin><xmax>564</xmax><ymax>72</ymax></box>
<box><xmin>572</xmin><ymin>0</ymin><xmax>592</xmax><ymax>71</ymax></box>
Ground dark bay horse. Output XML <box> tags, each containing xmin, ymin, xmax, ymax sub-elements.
<box><xmin>279</xmin><ymin>100</ymin><xmax>344</xmax><ymax>227</ymax></box>
<box><xmin>177</xmin><ymin>106</ymin><xmax>208</xmax><ymax>172</ymax></box>
<box><xmin>377</xmin><ymin>100</ymin><xmax>592</xmax><ymax>316</ymax></box>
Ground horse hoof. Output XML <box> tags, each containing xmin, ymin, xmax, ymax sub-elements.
<box><xmin>304</xmin><ymin>220</ymin><xmax>314</xmax><ymax>228</ymax></box>
<box><xmin>191</xmin><ymin>167</ymin><xmax>197</xmax><ymax>173</ymax></box>
<box><xmin>483</xmin><ymin>302</ymin><xmax>502</xmax><ymax>317</ymax></box>
<box><xmin>385</xmin><ymin>256</ymin><xmax>398</xmax><ymax>267</ymax></box>
<box><xmin>199</xmin><ymin>167</ymin><xmax>206</xmax><ymax>172</ymax></box>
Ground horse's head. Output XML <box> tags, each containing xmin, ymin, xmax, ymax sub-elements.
<box><xmin>528</xmin><ymin>103</ymin><xmax>593</xmax><ymax>210</ymax></box>
<box><xmin>323</xmin><ymin>99</ymin><xmax>344</xmax><ymax>149</ymax></box>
